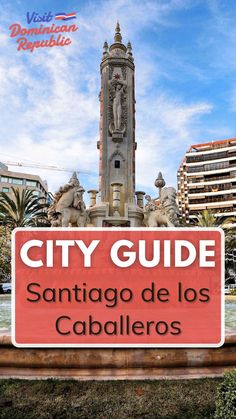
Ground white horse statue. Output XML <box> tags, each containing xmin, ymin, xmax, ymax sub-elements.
<box><xmin>48</xmin><ymin>173</ymin><xmax>89</xmax><ymax>227</ymax></box>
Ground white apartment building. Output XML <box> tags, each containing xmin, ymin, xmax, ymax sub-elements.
<box><xmin>177</xmin><ymin>138</ymin><xmax>236</xmax><ymax>223</ymax></box>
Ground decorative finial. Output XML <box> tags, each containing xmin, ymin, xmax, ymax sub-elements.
<box><xmin>103</xmin><ymin>40</ymin><xmax>109</xmax><ymax>56</ymax></box>
<box><xmin>114</xmin><ymin>21</ymin><xmax>122</xmax><ymax>43</ymax></box>
<box><xmin>116</xmin><ymin>21</ymin><xmax>120</xmax><ymax>32</ymax></box>
<box><xmin>69</xmin><ymin>172</ymin><xmax>80</xmax><ymax>187</ymax></box>
<box><xmin>155</xmin><ymin>172</ymin><xmax>166</xmax><ymax>198</ymax></box>
<box><xmin>127</xmin><ymin>41</ymin><xmax>133</xmax><ymax>60</ymax></box>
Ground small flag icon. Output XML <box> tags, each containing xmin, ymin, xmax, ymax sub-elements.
<box><xmin>55</xmin><ymin>12</ymin><xmax>76</xmax><ymax>21</ymax></box>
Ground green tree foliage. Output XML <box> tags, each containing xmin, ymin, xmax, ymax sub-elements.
<box><xmin>195</xmin><ymin>209</ymin><xmax>224</xmax><ymax>227</ymax></box>
<box><xmin>0</xmin><ymin>187</ymin><xmax>49</xmax><ymax>229</ymax></box>
<box><xmin>0</xmin><ymin>188</ymin><xmax>49</xmax><ymax>281</ymax></box>
<box><xmin>0</xmin><ymin>225</ymin><xmax>11</xmax><ymax>282</ymax></box>
<box><xmin>224</xmin><ymin>227</ymin><xmax>236</xmax><ymax>281</ymax></box>
<box><xmin>195</xmin><ymin>210</ymin><xmax>236</xmax><ymax>283</ymax></box>
<box><xmin>215</xmin><ymin>369</ymin><xmax>236</xmax><ymax>419</ymax></box>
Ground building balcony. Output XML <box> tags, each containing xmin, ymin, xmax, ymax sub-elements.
<box><xmin>186</xmin><ymin>155</ymin><xmax>236</xmax><ymax>167</ymax></box>
<box><xmin>189</xmin><ymin>193</ymin><xmax>236</xmax><ymax>203</ymax></box>
<box><xmin>186</xmin><ymin>166</ymin><xmax>236</xmax><ymax>176</ymax></box>
<box><xmin>187</xmin><ymin>176</ymin><xmax>236</xmax><ymax>187</ymax></box>
<box><xmin>189</xmin><ymin>210</ymin><xmax>236</xmax><ymax>218</ymax></box>
<box><xmin>185</xmin><ymin>144</ymin><xmax>236</xmax><ymax>157</ymax></box>
<box><xmin>188</xmin><ymin>173</ymin><xmax>236</xmax><ymax>184</ymax></box>
<box><xmin>188</xmin><ymin>187</ymin><xmax>236</xmax><ymax>197</ymax></box>
<box><xmin>188</xmin><ymin>199</ymin><xmax>236</xmax><ymax>210</ymax></box>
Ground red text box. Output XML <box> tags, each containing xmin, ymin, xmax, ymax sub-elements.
<box><xmin>12</xmin><ymin>228</ymin><xmax>224</xmax><ymax>347</ymax></box>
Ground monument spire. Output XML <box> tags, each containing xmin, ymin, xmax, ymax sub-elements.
<box><xmin>114</xmin><ymin>21</ymin><xmax>122</xmax><ymax>43</ymax></box>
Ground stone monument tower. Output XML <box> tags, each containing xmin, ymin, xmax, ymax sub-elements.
<box><xmin>47</xmin><ymin>24</ymin><xmax>179</xmax><ymax>228</ymax></box>
<box><xmin>88</xmin><ymin>23</ymin><xmax>144</xmax><ymax>227</ymax></box>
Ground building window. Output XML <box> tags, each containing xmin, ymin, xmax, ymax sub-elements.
<box><xmin>1</xmin><ymin>177</ymin><xmax>9</xmax><ymax>183</ymax></box>
<box><xmin>26</xmin><ymin>180</ymin><xmax>37</xmax><ymax>187</ymax></box>
<box><xmin>2</xmin><ymin>187</ymin><xmax>9</xmax><ymax>193</ymax></box>
<box><xmin>114</xmin><ymin>160</ymin><xmax>120</xmax><ymax>168</ymax></box>
<box><xmin>12</xmin><ymin>178</ymin><xmax>23</xmax><ymax>185</ymax></box>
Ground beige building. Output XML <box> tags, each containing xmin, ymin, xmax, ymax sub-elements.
<box><xmin>177</xmin><ymin>138</ymin><xmax>236</xmax><ymax>223</ymax></box>
<box><xmin>0</xmin><ymin>162</ymin><xmax>48</xmax><ymax>199</ymax></box>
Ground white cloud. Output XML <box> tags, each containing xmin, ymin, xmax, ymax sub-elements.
<box><xmin>0</xmin><ymin>0</ymin><xmax>230</xmax><ymax>201</ymax></box>
<box><xmin>136</xmin><ymin>94</ymin><xmax>212</xmax><ymax>193</ymax></box>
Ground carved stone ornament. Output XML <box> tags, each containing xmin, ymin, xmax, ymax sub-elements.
<box><xmin>109</xmin><ymin>65</ymin><xmax>126</xmax><ymax>80</ymax></box>
<box><xmin>108</xmin><ymin>77</ymin><xmax>127</xmax><ymax>136</ymax></box>
<box><xmin>143</xmin><ymin>187</ymin><xmax>179</xmax><ymax>227</ymax></box>
<box><xmin>47</xmin><ymin>172</ymin><xmax>89</xmax><ymax>227</ymax></box>
<box><xmin>110</xmin><ymin>48</ymin><xmax>126</xmax><ymax>58</ymax></box>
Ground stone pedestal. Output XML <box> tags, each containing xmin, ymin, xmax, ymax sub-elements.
<box><xmin>88</xmin><ymin>203</ymin><xmax>108</xmax><ymax>227</ymax></box>
<box><xmin>112</xmin><ymin>131</ymin><xmax>123</xmax><ymax>143</ymax></box>
<box><xmin>87</xmin><ymin>190</ymin><xmax>98</xmax><ymax>207</ymax></box>
<box><xmin>135</xmin><ymin>191</ymin><xmax>146</xmax><ymax>209</ymax></box>
<box><xmin>89</xmin><ymin>202</ymin><xmax>143</xmax><ymax>227</ymax></box>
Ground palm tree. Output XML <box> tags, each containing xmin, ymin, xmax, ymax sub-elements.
<box><xmin>0</xmin><ymin>187</ymin><xmax>49</xmax><ymax>229</ymax></box>
<box><xmin>195</xmin><ymin>209</ymin><xmax>222</xmax><ymax>227</ymax></box>
<box><xmin>194</xmin><ymin>209</ymin><xmax>236</xmax><ymax>230</ymax></box>
<box><xmin>0</xmin><ymin>225</ymin><xmax>11</xmax><ymax>281</ymax></box>
<box><xmin>195</xmin><ymin>210</ymin><xmax>236</xmax><ymax>284</ymax></box>
<box><xmin>224</xmin><ymin>226</ymin><xmax>236</xmax><ymax>283</ymax></box>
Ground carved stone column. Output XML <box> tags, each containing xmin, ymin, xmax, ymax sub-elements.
<box><xmin>135</xmin><ymin>191</ymin><xmax>146</xmax><ymax>209</ymax></box>
<box><xmin>87</xmin><ymin>190</ymin><xmax>98</xmax><ymax>207</ymax></box>
<box><xmin>111</xmin><ymin>182</ymin><xmax>123</xmax><ymax>216</ymax></box>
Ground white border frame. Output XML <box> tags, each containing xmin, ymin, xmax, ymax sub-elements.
<box><xmin>11</xmin><ymin>227</ymin><xmax>225</xmax><ymax>348</ymax></box>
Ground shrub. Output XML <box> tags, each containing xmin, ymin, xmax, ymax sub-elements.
<box><xmin>230</xmin><ymin>288</ymin><xmax>236</xmax><ymax>295</ymax></box>
<box><xmin>215</xmin><ymin>369</ymin><xmax>236</xmax><ymax>419</ymax></box>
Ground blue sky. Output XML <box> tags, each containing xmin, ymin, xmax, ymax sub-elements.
<box><xmin>1</xmin><ymin>0</ymin><xmax>236</xmax><ymax>200</ymax></box>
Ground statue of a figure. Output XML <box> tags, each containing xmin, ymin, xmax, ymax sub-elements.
<box><xmin>144</xmin><ymin>187</ymin><xmax>179</xmax><ymax>227</ymax></box>
<box><xmin>47</xmin><ymin>173</ymin><xmax>89</xmax><ymax>227</ymax></box>
<box><xmin>109</xmin><ymin>79</ymin><xmax>126</xmax><ymax>133</ymax></box>
<box><xmin>113</xmin><ymin>83</ymin><xmax>124</xmax><ymax>130</ymax></box>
